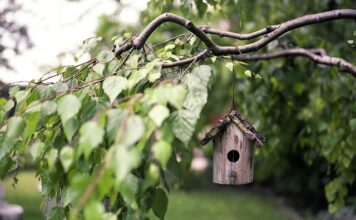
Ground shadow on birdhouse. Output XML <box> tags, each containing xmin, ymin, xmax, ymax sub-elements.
<box><xmin>201</xmin><ymin>110</ymin><xmax>265</xmax><ymax>185</ymax></box>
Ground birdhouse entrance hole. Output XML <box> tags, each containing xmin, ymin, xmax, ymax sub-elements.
<box><xmin>227</xmin><ymin>150</ymin><xmax>239</xmax><ymax>162</ymax></box>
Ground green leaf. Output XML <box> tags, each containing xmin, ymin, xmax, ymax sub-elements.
<box><xmin>57</xmin><ymin>94</ymin><xmax>81</xmax><ymax>125</ymax></box>
<box><xmin>29</xmin><ymin>141</ymin><xmax>45</xmax><ymax>160</ymax></box>
<box><xmin>183</xmin><ymin>88</ymin><xmax>207</xmax><ymax>116</ymax></box>
<box><xmin>130</xmin><ymin>54</ymin><xmax>140</xmax><ymax>69</ymax></box>
<box><xmin>127</xmin><ymin>59</ymin><xmax>160</xmax><ymax>89</ymax></box>
<box><xmin>60</xmin><ymin>146</ymin><xmax>73</xmax><ymax>172</ymax></box>
<box><xmin>152</xmin><ymin>188</ymin><xmax>168</xmax><ymax>220</ymax></box>
<box><xmin>47</xmin><ymin>207</ymin><xmax>66</xmax><ymax>220</ymax></box>
<box><xmin>0</xmin><ymin>156</ymin><xmax>12</xmax><ymax>179</ymax></box>
<box><xmin>69</xmin><ymin>174</ymin><xmax>92</xmax><ymax>205</ymax></box>
<box><xmin>6</xmin><ymin>116</ymin><xmax>25</xmax><ymax>139</ymax></box>
<box><xmin>93</xmin><ymin>63</ymin><xmax>105</xmax><ymax>75</ymax></box>
<box><xmin>3</xmin><ymin>99</ymin><xmax>14</xmax><ymax>112</ymax></box>
<box><xmin>0</xmin><ymin>100</ymin><xmax>14</xmax><ymax>123</ymax></box>
<box><xmin>108</xmin><ymin>60</ymin><xmax>120</xmax><ymax>73</ymax></box>
<box><xmin>225</xmin><ymin>62</ymin><xmax>234</xmax><ymax>72</ymax></box>
<box><xmin>211</xmin><ymin>56</ymin><xmax>217</xmax><ymax>63</ymax></box>
<box><xmin>121</xmin><ymin>115</ymin><xmax>144</xmax><ymax>146</ymax></box>
<box><xmin>127</xmin><ymin>71</ymin><xmax>145</xmax><ymax>89</ymax></box>
<box><xmin>41</xmin><ymin>101</ymin><xmax>57</xmax><ymax>115</ymax></box>
<box><xmin>119</xmin><ymin>173</ymin><xmax>139</xmax><ymax>203</ymax></box>
<box><xmin>102</xmin><ymin>213</ymin><xmax>117</xmax><ymax>220</ymax></box>
<box><xmin>9</xmin><ymin>86</ymin><xmax>20</xmax><ymax>97</ymax></box>
<box><xmin>170</xmin><ymin>65</ymin><xmax>212</xmax><ymax>145</ymax></box>
<box><xmin>106</xmin><ymin>109</ymin><xmax>125</xmax><ymax>143</ymax></box>
<box><xmin>149</xmin><ymin>105</ymin><xmax>170</xmax><ymax>127</ymax></box>
<box><xmin>82</xmin><ymin>36</ymin><xmax>102</xmax><ymax>45</ymax></box>
<box><xmin>97</xmin><ymin>50</ymin><xmax>115</xmax><ymax>63</ymax></box>
<box><xmin>143</xmin><ymin>163</ymin><xmax>160</xmax><ymax>189</ymax></box>
<box><xmin>164</xmin><ymin>43</ymin><xmax>176</xmax><ymax>51</ymax></box>
<box><xmin>189</xmin><ymin>36</ymin><xmax>197</xmax><ymax>45</ymax></box>
<box><xmin>244</xmin><ymin>70</ymin><xmax>252</xmax><ymax>77</ymax></box>
<box><xmin>79</xmin><ymin>121</ymin><xmax>104</xmax><ymax>159</ymax></box>
<box><xmin>47</xmin><ymin>149</ymin><xmax>58</xmax><ymax>170</ymax></box>
<box><xmin>15</xmin><ymin>90</ymin><xmax>30</xmax><ymax>103</ymax></box>
<box><xmin>63</xmin><ymin>118</ymin><xmax>79</xmax><ymax>141</ymax></box>
<box><xmin>114</xmin><ymin>144</ymin><xmax>141</xmax><ymax>183</ymax></box>
<box><xmin>25</xmin><ymin>102</ymin><xmax>41</xmax><ymax>113</ymax></box>
<box><xmin>83</xmin><ymin>201</ymin><xmax>105</xmax><ymax>220</ymax></box>
<box><xmin>26</xmin><ymin>112</ymin><xmax>40</xmax><ymax>138</ymax></box>
<box><xmin>102</xmin><ymin>76</ymin><xmax>128</xmax><ymax>103</ymax></box>
<box><xmin>171</xmin><ymin>110</ymin><xmax>196</xmax><ymax>145</ymax></box>
<box><xmin>148</xmin><ymin>71</ymin><xmax>161</xmax><ymax>83</ymax></box>
<box><xmin>52</xmin><ymin>82</ymin><xmax>68</xmax><ymax>93</ymax></box>
<box><xmin>97</xmin><ymin>170</ymin><xmax>115</xmax><ymax>199</ymax></box>
<box><xmin>149</xmin><ymin>85</ymin><xmax>172</xmax><ymax>106</ymax></box>
<box><xmin>183</xmin><ymin>65</ymin><xmax>212</xmax><ymax>116</ymax></box>
<box><xmin>152</xmin><ymin>140</ymin><xmax>172</xmax><ymax>167</ymax></box>
<box><xmin>169</xmin><ymin>85</ymin><xmax>188</xmax><ymax>110</ymax></box>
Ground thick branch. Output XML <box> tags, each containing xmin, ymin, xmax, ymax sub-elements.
<box><xmin>132</xmin><ymin>13</ymin><xmax>218</xmax><ymax>52</ymax></box>
<box><xmin>233</xmin><ymin>48</ymin><xmax>356</xmax><ymax>77</ymax></box>
<box><xmin>237</xmin><ymin>9</ymin><xmax>356</xmax><ymax>54</ymax></box>
<box><xmin>199</xmin><ymin>25</ymin><xmax>279</xmax><ymax>40</ymax></box>
<box><xmin>115</xmin><ymin>9</ymin><xmax>356</xmax><ymax>57</ymax></box>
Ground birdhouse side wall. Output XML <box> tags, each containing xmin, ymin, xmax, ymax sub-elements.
<box><xmin>213</xmin><ymin>123</ymin><xmax>254</xmax><ymax>185</ymax></box>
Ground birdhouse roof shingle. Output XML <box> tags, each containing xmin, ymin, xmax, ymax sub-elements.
<box><xmin>201</xmin><ymin>110</ymin><xmax>265</xmax><ymax>146</ymax></box>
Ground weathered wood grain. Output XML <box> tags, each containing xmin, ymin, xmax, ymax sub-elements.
<box><xmin>213</xmin><ymin>123</ymin><xmax>254</xmax><ymax>185</ymax></box>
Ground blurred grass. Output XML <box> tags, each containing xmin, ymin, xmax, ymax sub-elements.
<box><xmin>3</xmin><ymin>171</ymin><xmax>42</xmax><ymax>220</ymax></box>
<box><xmin>3</xmin><ymin>172</ymin><xmax>291</xmax><ymax>220</ymax></box>
<box><xmin>163</xmin><ymin>190</ymin><xmax>290</xmax><ymax>220</ymax></box>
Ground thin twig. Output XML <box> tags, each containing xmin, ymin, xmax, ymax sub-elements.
<box><xmin>152</xmin><ymin>33</ymin><xmax>189</xmax><ymax>48</ymax></box>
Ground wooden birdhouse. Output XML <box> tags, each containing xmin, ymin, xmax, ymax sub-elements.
<box><xmin>201</xmin><ymin>110</ymin><xmax>265</xmax><ymax>185</ymax></box>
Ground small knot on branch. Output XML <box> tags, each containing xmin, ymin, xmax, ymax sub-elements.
<box><xmin>186</xmin><ymin>20</ymin><xmax>193</xmax><ymax>28</ymax></box>
<box><xmin>235</xmin><ymin>46</ymin><xmax>241</xmax><ymax>54</ymax></box>
<box><xmin>266</xmin><ymin>26</ymin><xmax>273</xmax><ymax>31</ymax></box>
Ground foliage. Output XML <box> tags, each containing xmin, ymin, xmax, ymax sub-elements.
<box><xmin>0</xmin><ymin>38</ymin><xmax>214</xmax><ymax>218</ymax></box>
<box><xmin>142</xmin><ymin>0</ymin><xmax>356</xmax><ymax>213</ymax></box>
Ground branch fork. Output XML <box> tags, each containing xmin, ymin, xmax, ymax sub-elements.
<box><xmin>113</xmin><ymin>9</ymin><xmax>356</xmax><ymax>77</ymax></box>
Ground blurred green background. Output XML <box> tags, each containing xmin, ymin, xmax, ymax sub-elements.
<box><xmin>4</xmin><ymin>171</ymin><xmax>296</xmax><ymax>220</ymax></box>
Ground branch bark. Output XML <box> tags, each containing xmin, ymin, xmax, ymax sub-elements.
<box><xmin>234</xmin><ymin>48</ymin><xmax>356</xmax><ymax>77</ymax></box>
<box><xmin>161</xmin><ymin>48</ymin><xmax>356</xmax><ymax>77</ymax></box>
<box><xmin>113</xmin><ymin>9</ymin><xmax>356</xmax><ymax>77</ymax></box>
<box><xmin>199</xmin><ymin>25</ymin><xmax>279</xmax><ymax>40</ymax></box>
<box><xmin>115</xmin><ymin>9</ymin><xmax>356</xmax><ymax>57</ymax></box>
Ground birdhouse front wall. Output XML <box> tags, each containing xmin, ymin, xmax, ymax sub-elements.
<box><xmin>213</xmin><ymin>123</ymin><xmax>254</xmax><ymax>185</ymax></box>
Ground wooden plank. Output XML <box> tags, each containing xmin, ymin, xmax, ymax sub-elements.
<box><xmin>213</xmin><ymin>123</ymin><xmax>254</xmax><ymax>185</ymax></box>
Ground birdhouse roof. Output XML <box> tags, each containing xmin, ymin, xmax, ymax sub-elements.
<box><xmin>201</xmin><ymin>110</ymin><xmax>265</xmax><ymax>147</ymax></box>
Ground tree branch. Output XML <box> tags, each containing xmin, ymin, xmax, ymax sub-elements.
<box><xmin>115</xmin><ymin>9</ymin><xmax>356</xmax><ymax>57</ymax></box>
<box><xmin>199</xmin><ymin>25</ymin><xmax>279</xmax><ymax>40</ymax></box>
<box><xmin>132</xmin><ymin>13</ymin><xmax>218</xmax><ymax>52</ymax></box>
<box><xmin>237</xmin><ymin>9</ymin><xmax>356</xmax><ymax>54</ymax></box>
<box><xmin>233</xmin><ymin>48</ymin><xmax>356</xmax><ymax>77</ymax></box>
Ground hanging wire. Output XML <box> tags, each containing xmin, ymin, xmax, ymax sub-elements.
<box><xmin>229</xmin><ymin>57</ymin><xmax>237</xmax><ymax>184</ymax></box>
<box><xmin>231</xmin><ymin>56</ymin><xmax>237</xmax><ymax>111</ymax></box>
